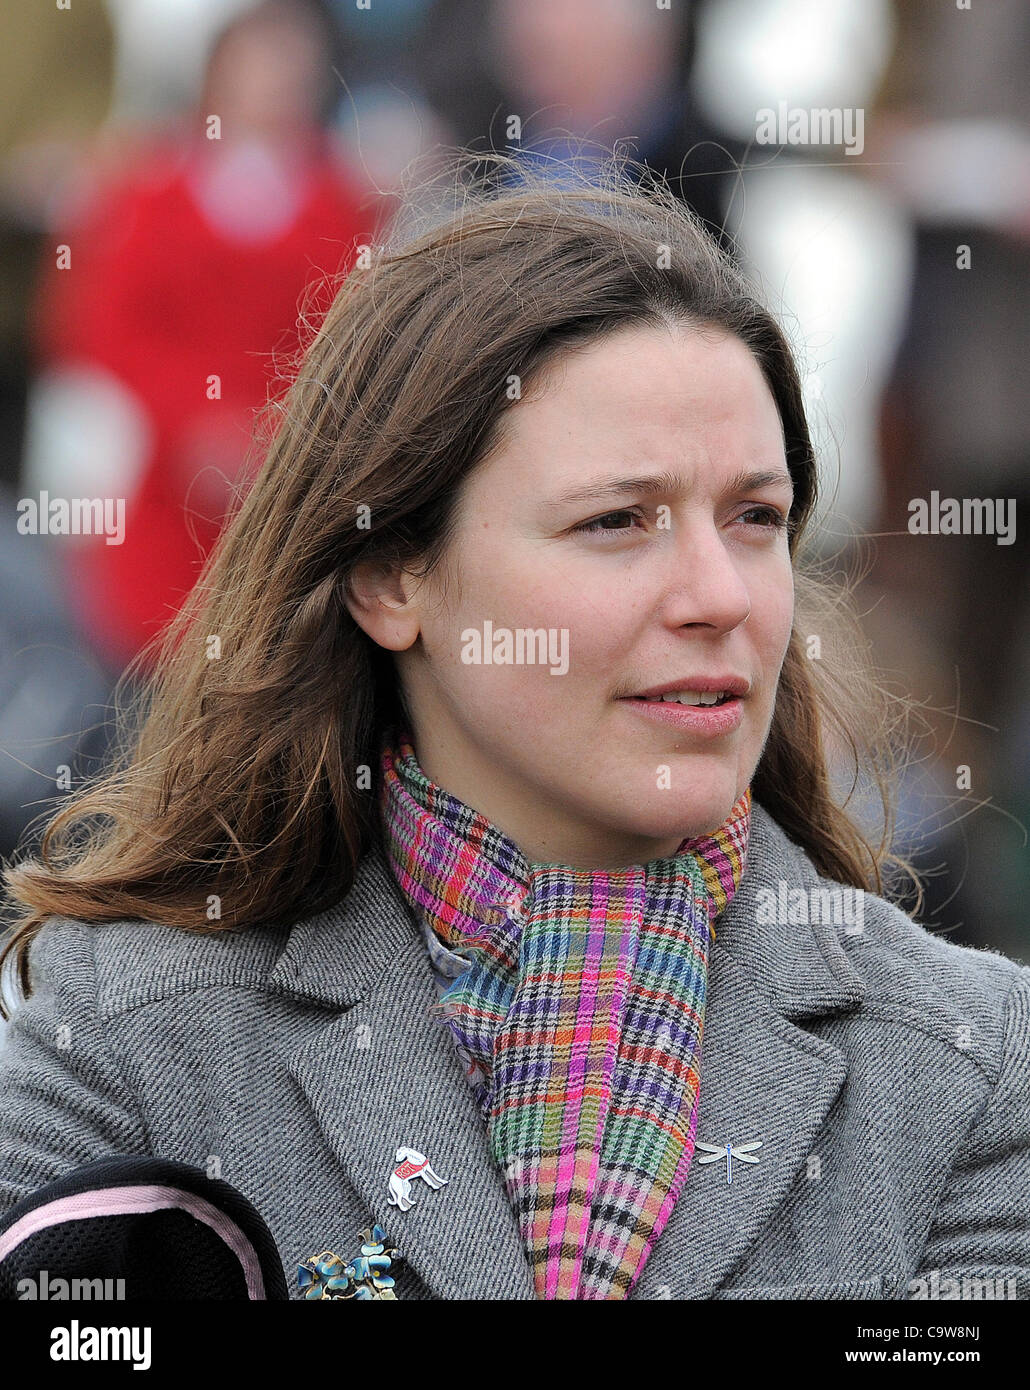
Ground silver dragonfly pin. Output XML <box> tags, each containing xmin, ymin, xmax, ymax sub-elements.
<box><xmin>695</xmin><ymin>1140</ymin><xmax>763</xmax><ymax>1183</ymax></box>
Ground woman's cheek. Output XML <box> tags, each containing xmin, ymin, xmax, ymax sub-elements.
<box><xmin>762</xmin><ymin>568</ymin><xmax>795</xmax><ymax>658</ymax></box>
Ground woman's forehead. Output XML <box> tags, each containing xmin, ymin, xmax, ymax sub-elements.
<box><xmin>468</xmin><ymin>330</ymin><xmax>787</xmax><ymax>496</ymax></box>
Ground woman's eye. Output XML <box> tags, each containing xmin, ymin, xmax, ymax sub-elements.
<box><xmin>572</xmin><ymin>509</ymin><xmax>642</xmax><ymax>535</ymax></box>
<box><xmin>571</xmin><ymin>506</ymin><xmax>790</xmax><ymax>537</ymax></box>
<box><xmin>739</xmin><ymin>506</ymin><xmax>790</xmax><ymax>531</ymax></box>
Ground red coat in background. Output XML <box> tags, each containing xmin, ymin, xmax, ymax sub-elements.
<box><xmin>34</xmin><ymin>129</ymin><xmax>374</xmax><ymax>669</ymax></box>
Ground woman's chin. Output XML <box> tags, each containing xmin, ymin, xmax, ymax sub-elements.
<box><xmin>615</xmin><ymin>795</ymin><xmax>743</xmax><ymax>845</ymax></box>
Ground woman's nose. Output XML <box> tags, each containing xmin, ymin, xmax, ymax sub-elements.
<box><xmin>655</xmin><ymin>522</ymin><xmax>752</xmax><ymax>632</ymax></box>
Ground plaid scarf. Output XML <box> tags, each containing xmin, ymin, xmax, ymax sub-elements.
<box><xmin>378</xmin><ymin>729</ymin><xmax>751</xmax><ymax>1299</ymax></box>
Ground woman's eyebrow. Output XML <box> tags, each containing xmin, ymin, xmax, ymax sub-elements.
<box><xmin>724</xmin><ymin>467</ymin><xmax>795</xmax><ymax>498</ymax></box>
<box><xmin>549</xmin><ymin>467</ymin><xmax>794</xmax><ymax>506</ymax></box>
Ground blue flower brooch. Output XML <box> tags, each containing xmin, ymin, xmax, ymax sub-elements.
<box><xmin>297</xmin><ymin>1225</ymin><xmax>402</xmax><ymax>1300</ymax></box>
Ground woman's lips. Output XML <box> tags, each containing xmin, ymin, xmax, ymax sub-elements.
<box><xmin>618</xmin><ymin>694</ymin><xmax>744</xmax><ymax>735</ymax></box>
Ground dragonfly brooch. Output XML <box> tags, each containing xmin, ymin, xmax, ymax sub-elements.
<box><xmin>695</xmin><ymin>1140</ymin><xmax>764</xmax><ymax>1183</ymax></box>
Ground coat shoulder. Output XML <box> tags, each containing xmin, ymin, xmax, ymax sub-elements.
<box><xmin>24</xmin><ymin>910</ymin><xmax>294</xmax><ymax>1019</ymax></box>
<box><xmin>759</xmin><ymin>804</ymin><xmax>1030</xmax><ymax>1084</ymax></box>
<box><xmin>840</xmin><ymin>884</ymin><xmax>1028</xmax><ymax>1003</ymax></box>
<box><xmin>756</xmin><ymin>801</ymin><xmax>1027</xmax><ymax>991</ymax></box>
<box><xmin>824</xmin><ymin>862</ymin><xmax>1026</xmax><ymax>1042</ymax></box>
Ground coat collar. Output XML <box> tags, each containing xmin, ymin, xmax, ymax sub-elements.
<box><xmin>269</xmin><ymin>802</ymin><xmax>866</xmax><ymax>1298</ymax></box>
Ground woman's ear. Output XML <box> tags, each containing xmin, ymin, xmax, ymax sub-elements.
<box><xmin>344</xmin><ymin>560</ymin><xmax>422</xmax><ymax>651</ymax></box>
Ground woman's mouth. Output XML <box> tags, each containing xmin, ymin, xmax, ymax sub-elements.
<box><xmin>618</xmin><ymin>690</ymin><xmax>744</xmax><ymax>735</ymax></box>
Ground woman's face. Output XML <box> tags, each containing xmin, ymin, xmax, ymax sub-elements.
<box><xmin>352</xmin><ymin>322</ymin><xmax>796</xmax><ymax>868</ymax></box>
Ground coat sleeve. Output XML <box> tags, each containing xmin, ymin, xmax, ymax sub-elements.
<box><xmin>0</xmin><ymin>917</ymin><xmax>150</xmax><ymax>1219</ymax></box>
<box><xmin>907</xmin><ymin>963</ymin><xmax>1030</xmax><ymax>1299</ymax></box>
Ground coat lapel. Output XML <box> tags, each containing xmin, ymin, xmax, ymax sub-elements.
<box><xmin>633</xmin><ymin>806</ymin><xmax>867</xmax><ymax>1298</ymax></box>
<box><xmin>270</xmin><ymin>841</ymin><xmax>536</xmax><ymax>1300</ymax></box>
<box><xmin>270</xmin><ymin>803</ymin><xmax>864</xmax><ymax>1300</ymax></box>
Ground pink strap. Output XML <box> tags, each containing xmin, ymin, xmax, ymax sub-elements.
<box><xmin>0</xmin><ymin>1183</ymin><xmax>268</xmax><ymax>1299</ymax></box>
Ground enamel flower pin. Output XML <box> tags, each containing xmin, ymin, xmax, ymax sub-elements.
<box><xmin>297</xmin><ymin>1224</ymin><xmax>403</xmax><ymax>1300</ymax></box>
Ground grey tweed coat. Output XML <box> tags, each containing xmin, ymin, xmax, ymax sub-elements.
<box><xmin>1</xmin><ymin>803</ymin><xmax>1028</xmax><ymax>1300</ymax></box>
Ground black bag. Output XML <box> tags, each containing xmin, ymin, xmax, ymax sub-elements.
<box><xmin>0</xmin><ymin>1156</ymin><xmax>287</xmax><ymax>1300</ymax></box>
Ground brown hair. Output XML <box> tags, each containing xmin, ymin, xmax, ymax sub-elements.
<box><xmin>0</xmin><ymin>151</ymin><xmax>919</xmax><ymax>1016</ymax></box>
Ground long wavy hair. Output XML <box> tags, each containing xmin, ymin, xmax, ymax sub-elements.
<box><xmin>0</xmin><ymin>152</ymin><xmax>918</xmax><ymax>1016</ymax></box>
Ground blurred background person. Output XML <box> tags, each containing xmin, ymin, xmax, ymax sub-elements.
<box><xmin>414</xmin><ymin>0</ymin><xmax>743</xmax><ymax>248</ymax></box>
<box><xmin>23</xmin><ymin>0</ymin><xmax>375</xmax><ymax>674</ymax></box>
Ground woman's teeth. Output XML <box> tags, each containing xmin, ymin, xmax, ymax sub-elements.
<box><xmin>655</xmin><ymin>690</ymin><xmax>728</xmax><ymax>706</ymax></box>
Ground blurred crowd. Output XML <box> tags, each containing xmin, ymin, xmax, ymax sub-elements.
<box><xmin>0</xmin><ymin>0</ymin><xmax>1026</xmax><ymax>962</ymax></box>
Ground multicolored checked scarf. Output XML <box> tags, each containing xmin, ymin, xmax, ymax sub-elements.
<box><xmin>378</xmin><ymin>729</ymin><xmax>751</xmax><ymax>1300</ymax></box>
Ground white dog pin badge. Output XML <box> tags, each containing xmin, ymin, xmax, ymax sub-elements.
<box><xmin>387</xmin><ymin>1145</ymin><xmax>449</xmax><ymax>1211</ymax></box>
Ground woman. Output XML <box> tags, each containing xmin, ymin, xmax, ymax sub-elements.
<box><xmin>1</xmin><ymin>157</ymin><xmax>1027</xmax><ymax>1302</ymax></box>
